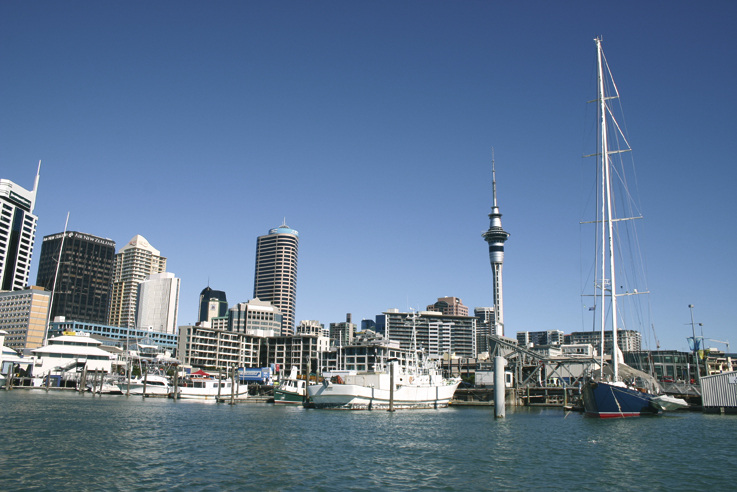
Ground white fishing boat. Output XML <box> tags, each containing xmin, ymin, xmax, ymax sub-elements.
<box><xmin>580</xmin><ymin>38</ymin><xmax>686</xmax><ymax>417</ymax></box>
<box><xmin>273</xmin><ymin>366</ymin><xmax>307</xmax><ymax>404</ymax></box>
<box><xmin>307</xmin><ymin>362</ymin><xmax>460</xmax><ymax>410</ymax></box>
<box><xmin>176</xmin><ymin>377</ymin><xmax>248</xmax><ymax>400</ymax></box>
<box><xmin>307</xmin><ymin>313</ymin><xmax>461</xmax><ymax>409</ymax></box>
<box><xmin>119</xmin><ymin>374</ymin><xmax>173</xmax><ymax>396</ymax></box>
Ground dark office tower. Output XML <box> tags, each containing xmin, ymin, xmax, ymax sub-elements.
<box><xmin>198</xmin><ymin>287</ymin><xmax>228</xmax><ymax>323</ymax></box>
<box><xmin>0</xmin><ymin>164</ymin><xmax>39</xmax><ymax>291</ymax></box>
<box><xmin>36</xmin><ymin>231</ymin><xmax>116</xmax><ymax>324</ymax></box>
<box><xmin>253</xmin><ymin>221</ymin><xmax>299</xmax><ymax>335</ymax></box>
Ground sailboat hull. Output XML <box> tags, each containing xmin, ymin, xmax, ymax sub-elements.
<box><xmin>583</xmin><ymin>381</ymin><xmax>660</xmax><ymax>418</ymax></box>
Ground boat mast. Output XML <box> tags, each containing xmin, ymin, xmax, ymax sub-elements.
<box><xmin>596</xmin><ymin>37</ymin><xmax>619</xmax><ymax>382</ymax></box>
<box><xmin>43</xmin><ymin>212</ymin><xmax>70</xmax><ymax>345</ymax></box>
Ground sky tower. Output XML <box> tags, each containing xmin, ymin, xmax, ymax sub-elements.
<box><xmin>482</xmin><ymin>152</ymin><xmax>510</xmax><ymax>337</ymax></box>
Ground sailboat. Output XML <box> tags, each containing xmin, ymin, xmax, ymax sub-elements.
<box><xmin>581</xmin><ymin>38</ymin><xmax>686</xmax><ymax>418</ymax></box>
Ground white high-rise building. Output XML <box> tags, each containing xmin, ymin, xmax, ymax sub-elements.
<box><xmin>0</xmin><ymin>165</ymin><xmax>39</xmax><ymax>291</ymax></box>
<box><xmin>253</xmin><ymin>222</ymin><xmax>299</xmax><ymax>335</ymax></box>
<box><xmin>136</xmin><ymin>272</ymin><xmax>180</xmax><ymax>334</ymax></box>
<box><xmin>108</xmin><ymin>235</ymin><xmax>166</xmax><ymax>329</ymax></box>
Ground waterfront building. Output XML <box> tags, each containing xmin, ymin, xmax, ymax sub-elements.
<box><xmin>296</xmin><ymin>319</ymin><xmax>328</xmax><ymax>337</ymax></box>
<box><xmin>320</xmin><ymin>329</ymin><xmax>411</xmax><ymax>373</ymax></box>
<box><xmin>474</xmin><ymin>306</ymin><xmax>495</xmax><ymax>355</ymax></box>
<box><xmin>622</xmin><ymin>350</ymin><xmax>701</xmax><ymax>382</ymax></box>
<box><xmin>177</xmin><ymin>324</ymin><xmax>329</xmax><ymax>376</ymax></box>
<box><xmin>35</xmin><ymin>231</ymin><xmax>116</xmax><ymax>324</ymax></box>
<box><xmin>376</xmin><ymin>309</ymin><xmax>476</xmax><ymax>359</ymax></box>
<box><xmin>426</xmin><ymin>297</ymin><xmax>469</xmax><ymax>317</ymax></box>
<box><xmin>263</xmin><ymin>333</ymin><xmax>329</xmax><ymax>377</ymax></box>
<box><xmin>108</xmin><ymin>235</ymin><xmax>166</xmax><ymax>329</ymax></box>
<box><xmin>565</xmin><ymin>329</ymin><xmax>642</xmax><ymax>353</ymax></box>
<box><xmin>481</xmin><ymin>154</ymin><xmax>510</xmax><ymax>337</ymax></box>
<box><xmin>228</xmin><ymin>298</ymin><xmax>282</xmax><ymax>337</ymax></box>
<box><xmin>136</xmin><ymin>272</ymin><xmax>180</xmax><ymax>334</ymax></box>
<box><xmin>329</xmin><ymin>313</ymin><xmax>356</xmax><ymax>346</ymax></box>
<box><xmin>517</xmin><ymin>330</ymin><xmax>565</xmax><ymax>348</ymax></box>
<box><xmin>48</xmin><ymin>319</ymin><xmax>178</xmax><ymax>353</ymax></box>
<box><xmin>253</xmin><ymin>222</ymin><xmax>298</xmax><ymax>335</ymax></box>
<box><xmin>0</xmin><ymin>286</ymin><xmax>50</xmax><ymax>351</ymax></box>
<box><xmin>361</xmin><ymin>318</ymin><xmax>376</xmax><ymax>332</ymax></box>
<box><xmin>0</xmin><ymin>165</ymin><xmax>40</xmax><ymax>291</ymax></box>
<box><xmin>178</xmin><ymin>324</ymin><xmax>262</xmax><ymax>370</ymax></box>
<box><xmin>198</xmin><ymin>287</ymin><xmax>228</xmax><ymax>323</ymax></box>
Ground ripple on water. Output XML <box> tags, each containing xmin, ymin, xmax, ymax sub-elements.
<box><xmin>1</xmin><ymin>392</ymin><xmax>736</xmax><ymax>490</ymax></box>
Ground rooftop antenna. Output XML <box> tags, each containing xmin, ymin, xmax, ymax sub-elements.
<box><xmin>30</xmin><ymin>160</ymin><xmax>41</xmax><ymax>212</ymax></box>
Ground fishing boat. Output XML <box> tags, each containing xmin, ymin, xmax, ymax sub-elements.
<box><xmin>273</xmin><ymin>366</ymin><xmax>307</xmax><ymax>404</ymax></box>
<box><xmin>581</xmin><ymin>38</ymin><xmax>686</xmax><ymax>418</ymax></box>
<box><xmin>118</xmin><ymin>373</ymin><xmax>173</xmax><ymax>396</ymax></box>
<box><xmin>176</xmin><ymin>376</ymin><xmax>248</xmax><ymax>400</ymax></box>
<box><xmin>307</xmin><ymin>362</ymin><xmax>460</xmax><ymax>410</ymax></box>
<box><xmin>306</xmin><ymin>314</ymin><xmax>461</xmax><ymax>410</ymax></box>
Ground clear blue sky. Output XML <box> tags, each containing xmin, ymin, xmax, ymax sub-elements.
<box><xmin>2</xmin><ymin>1</ymin><xmax>735</xmax><ymax>352</ymax></box>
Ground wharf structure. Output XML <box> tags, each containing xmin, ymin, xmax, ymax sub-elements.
<box><xmin>47</xmin><ymin>319</ymin><xmax>178</xmax><ymax>353</ymax></box>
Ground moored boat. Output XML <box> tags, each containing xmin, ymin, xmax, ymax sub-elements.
<box><xmin>274</xmin><ymin>367</ymin><xmax>307</xmax><ymax>404</ymax></box>
<box><xmin>119</xmin><ymin>374</ymin><xmax>173</xmax><ymax>396</ymax></box>
<box><xmin>580</xmin><ymin>38</ymin><xmax>686</xmax><ymax>418</ymax></box>
<box><xmin>307</xmin><ymin>362</ymin><xmax>460</xmax><ymax>410</ymax></box>
<box><xmin>176</xmin><ymin>377</ymin><xmax>248</xmax><ymax>400</ymax></box>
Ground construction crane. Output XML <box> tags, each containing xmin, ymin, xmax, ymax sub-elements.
<box><xmin>704</xmin><ymin>338</ymin><xmax>731</xmax><ymax>353</ymax></box>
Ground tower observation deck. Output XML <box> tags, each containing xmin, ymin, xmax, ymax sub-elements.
<box><xmin>482</xmin><ymin>153</ymin><xmax>509</xmax><ymax>337</ymax></box>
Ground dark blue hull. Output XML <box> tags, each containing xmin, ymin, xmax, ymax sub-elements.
<box><xmin>582</xmin><ymin>381</ymin><xmax>660</xmax><ymax>418</ymax></box>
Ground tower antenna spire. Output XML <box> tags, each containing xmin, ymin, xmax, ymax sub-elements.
<box><xmin>492</xmin><ymin>148</ymin><xmax>497</xmax><ymax>208</ymax></box>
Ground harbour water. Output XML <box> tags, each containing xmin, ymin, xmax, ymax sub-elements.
<box><xmin>1</xmin><ymin>391</ymin><xmax>735</xmax><ymax>491</ymax></box>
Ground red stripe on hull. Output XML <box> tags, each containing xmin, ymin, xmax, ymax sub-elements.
<box><xmin>586</xmin><ymin>411</ymin><xmax>644</xmax><ymax>418</ymax></box>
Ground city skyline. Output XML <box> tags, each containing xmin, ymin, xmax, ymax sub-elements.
<box><xmin>2</xmin><ymin>2</ymin><xmax>735</xmax><ymax>351</ymax></box>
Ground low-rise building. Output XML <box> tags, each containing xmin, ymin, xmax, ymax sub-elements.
<box><xmin>376</xmin><ymin>309</ymin><xmax>476</xmax><ymax>359</ymax></box>
<box><xmin>0</xmin><ymin>286</ymin><xmax>50</xmax><ymax>351</ymax></box>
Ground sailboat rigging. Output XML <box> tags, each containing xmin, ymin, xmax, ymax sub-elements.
<box><xmin>581</xmin><ymin>37</ymin><xmax>686</xmax><ymax>417</ymax></box>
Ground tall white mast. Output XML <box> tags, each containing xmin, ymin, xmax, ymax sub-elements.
<box><xmin>596</xmin><ymin>37</ymin><xmax>619</xmax><ymax>382</ymax></box>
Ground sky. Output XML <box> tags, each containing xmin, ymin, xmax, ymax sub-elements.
<box><xmin>1</xmin><ymin>1</ymin><xmax>735</xmax><ymax>352</ymax></box>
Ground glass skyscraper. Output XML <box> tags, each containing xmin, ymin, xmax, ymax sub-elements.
<box><xmin>36</xmin><ymin>231</ymin><xmax>116</xmax><ymax>324</ymax></box>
